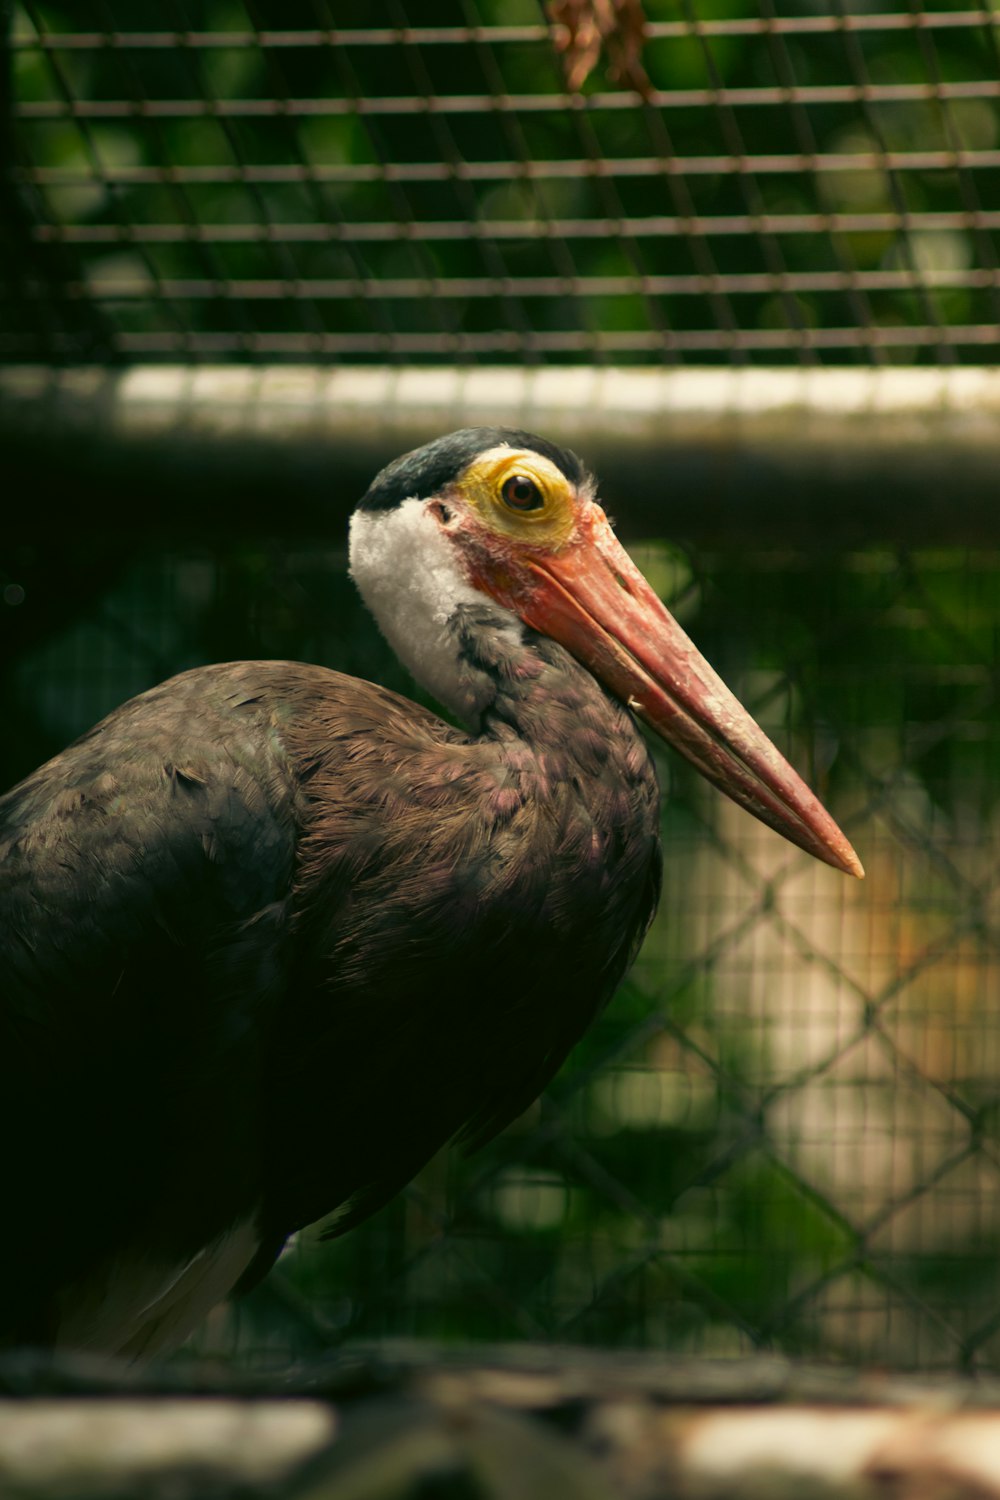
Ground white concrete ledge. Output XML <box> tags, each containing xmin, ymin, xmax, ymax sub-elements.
<box><xmin>0</xmin><ymin>1399</ymin><xmax>335</xmax><ymax>1497</ymax></box>
<box><xmin>2</xmin><ymin>365</ymin><xmax>997</xmax><ymax>542</ymax></box>
<box><xmin>7</xmin><ymin>361</ymin><xmax>1000</xmax><ymax>435</ymax></box>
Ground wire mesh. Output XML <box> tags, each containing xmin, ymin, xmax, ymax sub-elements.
<box><xmin>4</xmin><ymin>0</ymin><xmax>1000</xmax><ymax>1376</ymax></box>
<box><xmin>4</xmin><ymin>1</ymin><xmax>1000</xmax><ymax>362</ymax></box>
<box><xmin>4</xmin><ymin>533</ymin><xmax>1000</xmax><ymax>1371</ymax></box>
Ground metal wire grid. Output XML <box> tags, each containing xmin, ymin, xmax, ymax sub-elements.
<box><xmin>304</xmin><ymin>544</ymin><xmax>1000</xmax><ymax>1369</ymax></box>
<box><xmin>4</xmin><ymin>2</ymin><xmax>1000</xmax><ymax>363</ymax></box>
<box><xmin>7</xmin><ymin>536</ymin><xmax>1000</xmax><ymax>1370</ymax></box>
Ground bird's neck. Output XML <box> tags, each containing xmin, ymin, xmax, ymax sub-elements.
<box><xmin>405</xmin><ymin>601</ymin><xmax>534</xmax><ymax>732</ymax></box>
<box><xmin>451</xmin><ymin>604</ymin><xmax>655</xmax><ymax>785</ymax></box>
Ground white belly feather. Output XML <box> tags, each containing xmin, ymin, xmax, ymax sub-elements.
<box><xmin>54</xmin><ymin>1218</ymin><xmax>260</xmax><ymax>1361</ymax></box>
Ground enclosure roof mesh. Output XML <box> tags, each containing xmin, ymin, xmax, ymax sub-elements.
<box><xmin>3</xmin><ymin>1</ymin><xmax>1000</xmax><ymax>364</ymax></box>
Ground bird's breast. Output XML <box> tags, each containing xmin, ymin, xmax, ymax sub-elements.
<box><xmin>251</xmin><ymin>657</ymin><xmax>662</xmax><ymax>1237</ymax></box>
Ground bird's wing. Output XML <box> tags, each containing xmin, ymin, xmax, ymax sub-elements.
<box><xmin>243</xmin><ymin>673</ymin><xmax>663</xmax><ymax>1255</ymax></box>
<box><xmin>0</xmin><ymin>662</ymin><xmax>303</xmax><ymax>1343</ymax></box>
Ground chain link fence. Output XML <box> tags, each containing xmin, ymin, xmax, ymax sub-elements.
<box><xmin>3</xmin><ymin>3</ymin><xmax>1000</xmax><ymax>1374</ymax></box>
<box><xmin>3</xmin><ymin>530</ymin><xmax>999</xmax><ymax>1372</ymax></box>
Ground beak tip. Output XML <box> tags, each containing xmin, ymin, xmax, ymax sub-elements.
<box><xmin>833</xmin><ymin>842</ymin><xmax>865</xmax><ymax>880</ymax></box>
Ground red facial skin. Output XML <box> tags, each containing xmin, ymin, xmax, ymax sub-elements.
<box><xmin>441</xmin><ymin>494</ymin><xmax>863</xmax><ymax>879</ymax></box>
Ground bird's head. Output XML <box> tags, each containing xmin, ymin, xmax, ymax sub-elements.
<box><xmin>350</xmin><ymin>428</ymin><xmax>862</xmax><ymax>879</ymax></box>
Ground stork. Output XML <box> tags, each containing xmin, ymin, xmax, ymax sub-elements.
<box><xmin>0</xmin><ymin>429</ymin><xmax>861</xmax><ymax>1359</ymax></box>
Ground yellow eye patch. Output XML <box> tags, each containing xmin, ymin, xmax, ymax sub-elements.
<box><xmin>454</xmin><ymin>447</ymin><xmax>577</xmax><ymax>548</ymax></box>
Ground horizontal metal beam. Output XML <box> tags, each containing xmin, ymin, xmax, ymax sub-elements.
<box><xmin>16</xmin><ymin>150</ymin><xmax>1000</xmax><ymax>184</ymax></box>
<box><xmin>8</xmin><ymin>13</ymin><xmax>994</xmax><ymax>48</ymax></box>
<box><xmin>16</xmin><ymin>80</ymin><xmax>1000</xmax><ymax>119</ymax></box>
<box><xmin>2</xmin><ymin>364</ymin><xmax>998</xmax><ymax>545</ymax></box>
<box><xmin>12</xmin><ymin>270</ymin><xmax>1000</xmax><ymax>298</ymax></box>
<box><xmin>26</xmin><ymin>211</ymin><xmax>1000</xmax><ymax>243</ymax></box>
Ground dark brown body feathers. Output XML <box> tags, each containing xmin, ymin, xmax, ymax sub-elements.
<box><xmin>0</xmin><ymin>625</ymin><xmax>660</xmax><ymax>1347</ymax></box>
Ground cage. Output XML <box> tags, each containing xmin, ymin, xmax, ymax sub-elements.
<box><xmin>4</xmin><ymin>0</ymin><xmax>1000</xmax><ymax>1433</ymax></box>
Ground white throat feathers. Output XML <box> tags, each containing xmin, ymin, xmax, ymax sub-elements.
<box><xmin>349</xmin><ymin>498</ymin><xmax>524</xmax><ymax>727</ymax></box>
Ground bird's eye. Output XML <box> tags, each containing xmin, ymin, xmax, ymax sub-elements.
<box><xmin>501</xmin><ymin>474</ymin><xmax>544</xmax><ymax>512</ymax></box>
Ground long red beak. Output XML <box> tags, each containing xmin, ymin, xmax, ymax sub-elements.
<box><xmin>505</xmin><ymin>508</ymin><xmax>863</xmax><ymax>878</ymax></box>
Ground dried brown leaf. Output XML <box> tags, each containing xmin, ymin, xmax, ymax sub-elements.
<box><xmin>546</xmin><ymin>0</ymin><xmax>651</xmax><ymax>98</ymax></box>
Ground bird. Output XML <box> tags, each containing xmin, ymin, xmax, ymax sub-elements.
<box><xmin>0</xmin><ymin>428</ymin><xmax>862</xmax><ymax>1360</ymax></box>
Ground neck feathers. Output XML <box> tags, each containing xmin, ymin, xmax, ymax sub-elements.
<box><xmin>349</xmin><ymin>498</ymin><xmax>528</xmax><ymax>729</ymax></box>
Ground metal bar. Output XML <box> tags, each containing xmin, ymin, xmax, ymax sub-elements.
<box><xmin>30</xmin><ymin>210</ymin><xmax>1000</xmax><ymax>243</ymax></box>
<box><xmin>16</xmin><ymin>150</ymin><xmax>1000</xmax><ymax>185</ymax></box>
<box><xmin>2</xmin><ymin>365</ymin><xmax>1000</xmax><ymax>546</ymax></box>
<box><xmin>15</xmin><ymin>80</ymin><xmax>1000</xmax><ymax>119</ymax></box>
<box><xmin>17</xmin><ymin>268</ymin><xmax>1000</xmax><ymax>298</ymax></box>
<box><xmin>4</xmin><ymin>325</ymin><xmax>999</xmax><ymax>353</ymax></box>
<box><xmin>9</xmin><ymin>13</ymin><xmax>1000</xmax><ymax>48</ymax></box>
